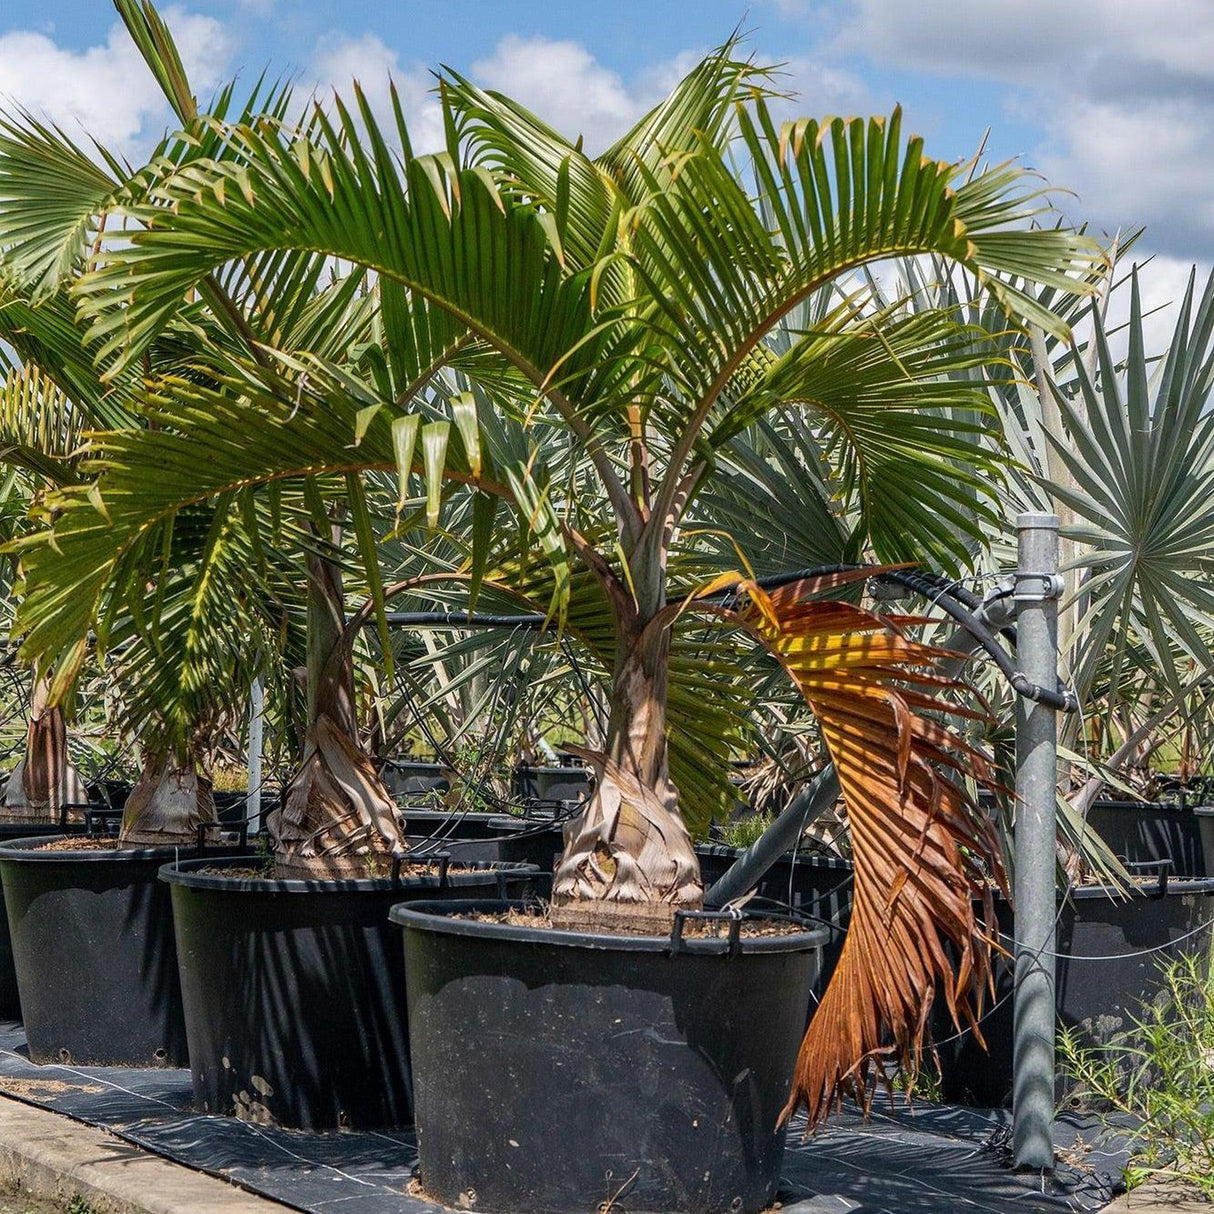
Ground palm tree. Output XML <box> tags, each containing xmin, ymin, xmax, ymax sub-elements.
<box><xmin>9</xmin><ymin>3</ymin><xmax>1104</xmax><ymax>1117</ymax></box>
<box><xmin>0</xmin><ymin>9</ymin><xmax>291</xmax><ymax>842</ymax></box>
<box><xmin>0</xmin><ymin>359</ymin><xmax>88</xmax><ymax>818</ymax></box>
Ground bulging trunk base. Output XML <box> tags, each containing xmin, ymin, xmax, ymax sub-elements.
<box><xmin>270</xmin><ymin>712</ymin><xmax>405</xmax><ymax>879</ymax></box>
<box><xmin>120</xmin><ymin>759</ymin><xmax>216</xmax><ymax>847</ymax></box>
<box><xmin>1</xmin><ymin>703</ymin><xmax>87</xmax><ymax>823</ymax></box>
<box><xmin>552</xmin><ymin>752</ymin><xmax>703</xmax><ymax>919</ymax></box>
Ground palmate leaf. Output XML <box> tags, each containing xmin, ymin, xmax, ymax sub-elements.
<box><xmin>728</xmin><ymin>576</ymin><xmax>1005</xmax><ymax>1124</ymax></box>
<box><xmin>1040</xmin><ymin>267</ymin><xmax>1214</xmax><ymax>699</ymax></box>
<box><xmin>695</xmin><ymin>416</ymin><xmax>851</xmax><ymax>574</ymax></box>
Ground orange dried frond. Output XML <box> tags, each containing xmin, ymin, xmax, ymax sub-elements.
<box><xmin>736</xmin><ymin>581</ymin><xmax>1005</xmax><ymax>1127</ymax></box>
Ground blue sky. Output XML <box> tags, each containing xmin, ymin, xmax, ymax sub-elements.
<box><xmin>2</xmin><ymin>1</ymin><xmax>1211</xmax><ymax>336</ymax></box>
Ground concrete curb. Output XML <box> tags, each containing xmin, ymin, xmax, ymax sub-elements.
<box><xmin>0</xmin><ymin>1095</ymin><xmax>288</xmax><ymax>1213</ymax></box>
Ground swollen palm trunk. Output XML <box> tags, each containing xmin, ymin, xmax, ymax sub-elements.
<box><xmin>119</xmin><ymin>755</ymin><xmax>216</xmax><ymax>846</ymax></box>
<box><xmin>270</xmin><ymin>548</ymin><xmax>404</xmax><ymax>879</ymax></box>
<box><xmin>552</xmin><ymin>624</ymin><xmax>702</xmax><ymax>929</ymax></box>
<box><xmin>273</xmin><ymin>711</ymin><xmax>403</xmax><ymax>878</ymax></box>
<box><xmin>0</xmin><ymin>688</ymin><xmax>85</xmax><ymax>823</ymax></box>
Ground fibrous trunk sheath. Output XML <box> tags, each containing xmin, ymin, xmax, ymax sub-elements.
<box><xmin>270</xmin><ymin>549</ymin><xmax>404</xmax><ymax>878</ymax></box>
<box><xmin>552</xmin><ymin>620</ymin><xmax>702</xmax><ymax>930</ymax></box>
<box><xmin>0</xmin><ymin>678</ymin><xmax>85</xmax><ymax>822</ymax></box>
<box><xmin>119</xmin><ymin>754</ymin><xmax>217</xmax><ymax>846</ymax></box>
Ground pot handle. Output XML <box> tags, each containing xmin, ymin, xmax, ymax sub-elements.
<box><xmin>1125</xmin><ymin>858</ymin><xmax>1172</xmax><ymax>899</ymax></box>
<box><xmin>84</xmin><ymin>805</ymin><xmax>123</xmax><ymax>836</ymax></box>
<box><xmin>671</xmin><ymin>907</ymin><xmax>744</xmax><ymax>957</ymax></box>
<box><xmin>59</xmin><ymin>800</ymin><xmax>96</xmax><ymax>829</ymax></box>
<box><xmin>194</xmin><ymin>819</ymin><xmax>249</xmax><ymax>854</ymax></box>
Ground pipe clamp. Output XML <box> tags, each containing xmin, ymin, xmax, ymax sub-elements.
<box><xmin>1014</xmin><ymin>572</ymin><xmax>1065</xmax><ymax>603</ymax></box>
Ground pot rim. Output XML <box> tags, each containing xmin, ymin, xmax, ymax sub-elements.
<box><xmin>0</xmin><ymin>833</ymin><xmax>245</xmax><ymax>863</ymax></box>
<box><xmin>1018</xmin><ymin>876</ymin><xmax>1214</xmax><ymax>902</ymax></box>
<box><xmin>694</xmin><ymin>842</ymin><xmax>854</xmax><ymax>870</ymax></box>
<box><xmin>390</xmin><ymin>896</ymin><xmax>830</xmax><ymax>955</ymax></box>
<box><xmin>160</xmin><ymin>854</ymin><xmax>538</xmax><ymax>894</ymax></box>
<box><xmin>484</xmin><ymin>811</ymin><xmax>572</xmax><ymax>832</ymax></box>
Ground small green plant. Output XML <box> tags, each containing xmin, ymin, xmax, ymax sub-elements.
<box><xmin>717</xmin><ymin>812</ymin><xmax>774</xmax><ymax>850</ymax></box>
<box><xmin>1059</xmin><ymin>946</ymin><xmax>1214</xmax><ymax>1199</ymax></box>
<box><xmin>67</xmin><ymin>1196</ymin><xmax>101</xmax><ymax>1214</ymax></box>
<box><xmin>889</xmin><ymin>1057</ymin><xmax>943</xmax><ymax>1104</ymax></box>
<box><xmin>253</xmin><ymin>831</ymin><xmax>275</xmax><ymax>877</ymax></box>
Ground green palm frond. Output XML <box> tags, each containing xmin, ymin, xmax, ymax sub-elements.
<box><xmin>0</xmin><ymin>364</ymin><xmax>84</xmax><ymax>486</ymax></box>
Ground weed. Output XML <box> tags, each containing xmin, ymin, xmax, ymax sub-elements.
<box><xmin>1058</xmin><ymin>945</ymin><xmax>1214</xmax><ymax>1199</ymax></box>
<box><xmin>717</xmin><ymin>812</ymin><xmax>774</xmax><ymax>850</ymax></box>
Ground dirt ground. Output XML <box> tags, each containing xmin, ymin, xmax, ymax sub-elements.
<box><xmin>0</xmin><ymin>1181</ymin><xmax>95</xmax><ymax>1213</ymax></box>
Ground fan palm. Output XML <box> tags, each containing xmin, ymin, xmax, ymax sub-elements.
<box><xmin>9</xmin><ymin>3</ymin><xmax>1105</xmax><ymax>1116</ymax></box>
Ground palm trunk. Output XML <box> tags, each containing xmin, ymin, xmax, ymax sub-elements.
<box><xmin>552</xmin><ymin>612</ymin><xmax>702</xmax><ymax>930</ymax></box>
<box><xmin>0</xmin><ymin>675</ymin><xmax>86</xmax><ymax>822</ymax></box>
<box><xmin>120</xmin><ymin>751</ymin><xmax>216</xmax><ymax>846</ymax></box>
<box><xmin>269</xmin><ymin>547</ymin><xmax>403</xmax><ymax>878</ymax></box>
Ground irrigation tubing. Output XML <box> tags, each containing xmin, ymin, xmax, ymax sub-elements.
<box><xmin>370</xmin><ymin>564</ymin><xmax>1074</xmax><ymax>712</ymax></box>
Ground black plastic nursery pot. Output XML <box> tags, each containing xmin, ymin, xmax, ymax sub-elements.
<box><xmin>0</xmin><ymin>821</ymin><xmax>86</xmax><ymax>1021</ymax></box>
<box><xmin>0</xmin><ymin>833</ymin><xmax>249</xmax><ymax>1066</ymax></box>
<box><xmin>163</xmin><ymin>857</ymin><xmax>540</xmax><ymax>1130</ymax></box>
<box><xmin>935</xmin><ymin>874</ymin><xmax>1214</xmax><ymax>1107</ymax></box>
<box><xmin>402</xmin><ymin>807</ymin><xmax>510</xmax><ymax>862</ymax></box>
<box><xmin>382</xmin><ymin>759</ymin><xmax>451</xmax><ymax>797</ymax></box>
<box><xmin>394</xmin><ymin>898</ymin><xmax>828</xmax><ymax>1214</ymax></box>
<box><xmin>512</xmin><ymin>761</ymin><xmax>590</xmax><ymax>806</ymax></box>
<box><xmin>1087</xmin><ymin>798</ymin><xmax>1206</xmax><ymax>877</ymax></box>
<box><xmin>1196</xmin><ymin>806</ymin><xmax>1214</xmax><ymax>878</ymax></box>
<box><xmin>485</xmin><ymin>812</ymin><xmax>566</xmax><ymax>878</ymax></box>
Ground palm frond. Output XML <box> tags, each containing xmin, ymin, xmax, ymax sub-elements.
<box><xmin>731</xmin><ymin>576</ymin><xmax>1004</xmax><ymax>1124</ymax></box>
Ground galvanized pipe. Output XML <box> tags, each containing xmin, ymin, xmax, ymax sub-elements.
<box><xmin>1012</xmin><ymin>513</ymin><xmax>1061</xmax><ymax>1171</ymax></box>
<box><xmin>246</xmin><ymin>676</ymin><xmax>264</xmax><ymax>832</ymax></box>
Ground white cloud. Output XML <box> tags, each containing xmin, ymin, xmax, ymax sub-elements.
<box><xmin>0</xmin><ymin>8</ymin><xmax>232</xmax><ymax>156</ymax></box>
<box><xmin>1101</xmin><ymin>252</ymin><xmax>1214</xmax><ymax>364</ymax></box>
<box><xmin>470</xmin><ymin>34</ymin><xmax>643</xmax><ymax>154</ymax></box>
<box><xmin>830</xmin><ymin>0</ymin><xmax>1214</xmax><ymax>260</ymax></box>
<box><xmin>770</xmin><ymin>54</ymin><xmax>872</xmax><ymax>118</ymax></box>
<box><xmin>308</xmin><ymin>29</ymin><xmax>870</xmax><ymax>167</ymax></box>
<box><xmin>836</xmin><ymin>0</ymin><xmax>1214</xmax><ymax>86</ymax></box>
<box><xmin>308</xmin><ymin>31</ymin><xmax>446</xmax><ymax>154</ymax></box>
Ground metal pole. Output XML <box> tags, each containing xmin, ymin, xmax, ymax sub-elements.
<box><xmin>246</xmin><ymin>677</ymin><xmax>264</xmax><ymax>834</ymax></box>
<box><xmin>1012</xmin><ymin>512</ymin><xmax>1061</xmax><ymax>1171</ymax></box>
